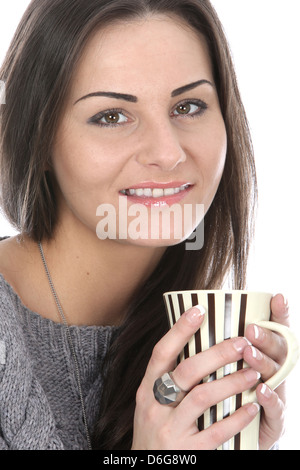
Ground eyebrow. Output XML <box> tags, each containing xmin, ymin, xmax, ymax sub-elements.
<box><xmin>74</xmin><ymin>91</ymin><xmax>138</xmax><ymax>105</ymax></box>
<box><xmin>74</xmin><ymin>79</ymin><xmax>214</xmax><ymax>105</ymax></box>
<box><xmin>171</xmin><ymin>79</ymin><xmax>214</xmax><ymax>97</ymax></box>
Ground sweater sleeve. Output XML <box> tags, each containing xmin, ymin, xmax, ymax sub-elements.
<box><xmin>0</xmin><ymin>283</ymin><xmax>64</xmax><ymax>450</ymax></box>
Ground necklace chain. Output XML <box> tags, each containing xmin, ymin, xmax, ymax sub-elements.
<box><xmin>38</xmin><ymin>242</ymin><xmax>92</xmax><ymax>450</ymax></box>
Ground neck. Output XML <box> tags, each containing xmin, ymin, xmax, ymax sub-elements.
<box><xmin>39</xmin><ymin>219</ymin><xmax>166</xmax><ymax>327</ymax></box>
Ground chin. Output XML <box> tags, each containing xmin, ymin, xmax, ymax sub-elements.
<box><xmin>106</xmin><ymin>225</ymin><xmax>197</xmax><ymax>248</ymax></box>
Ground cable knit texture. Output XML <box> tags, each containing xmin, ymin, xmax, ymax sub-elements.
<box><xmin>0</xmin><ymin>273</ymin><xmax>118</xmax><ymax>450</ymax></box>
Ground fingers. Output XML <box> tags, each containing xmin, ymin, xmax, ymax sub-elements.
<box><xmin>270</xmin><ymin>293</ymin><xmax>290</xmax><ymax>327</ymax></box>
<box><xmin>175</xmin><ymin>367</ymin><xmax>261</xmax><ymax>427</ymax></box>
<box><xmin>245</xmin><ymin>323</ymin><xmax>287</xmax><ymax>365</ymax></box>
<box><xmin>189</xmin><ymin>402</ymin><xmax>260</xmax><ymax>450</ymax></box>
<box><xmin>243</xmin><ymin>293</ymin><xmax>289</xmax><ymax>449</ymax></box>
<box><xmin>145</xmin><ymin>305</ymin><xmax>206</xmax><ymax>382</ymax></box>
<box><xmin>245</xmin><ymin>293</ymin><xmax>289</xmax><ymax>363</ymax></box>
<box><xmin>147</xmin><ymin>293</ymin><xmax>290</xmax><ymax>388</ymax></box>
<box><xmin>135</xmin><ymin>367</ymin><xmax>261</xmax><ymax>450</ymax></box>
<box><xmin>243</xmin><ymin>342</ymin><xmax>280</xmax><ymax>382</ymax></box>
<box><xmin>244</xmin><ymin>293</ymin><xmax>290</xmax><ymax>381</ymax></box>
<box><xmin>256</xmin><ymin>383</ymin><xmax>286</xmax><ymax>450</ymax></box>
<box><xmin>172</xmin><ymin>336</ymin><xmax>249</xmax><ymax>391</ymax></box>
<box><xmin>135</xmin><ymin>296</ymin><xmax>289</xmax><ymax>450</ymax></box>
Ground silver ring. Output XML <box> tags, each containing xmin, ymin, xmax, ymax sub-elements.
<box><xmin>153</xmin><ymin>372</ymin><xmax>186</xmax><ymax>406</ymax></box>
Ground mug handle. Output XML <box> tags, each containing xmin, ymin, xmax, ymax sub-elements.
<box><xmin>246</xmin><ymin>321</ymin><xmax>299</xmax><ymax>403</ymax></box>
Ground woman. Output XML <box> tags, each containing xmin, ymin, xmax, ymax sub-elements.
<box><xmin>0</xmin><ymin>0</ymin><xmax>288</xmax><ymax>450</ymax></box>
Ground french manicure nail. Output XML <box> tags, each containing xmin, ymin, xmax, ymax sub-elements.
<box><xmin>185</xmin><ymin>305</ymin><xmax>206</xmax><ymax>324</ymax></box>
<box><xmin>247</xmin><ymin>402</ymin><xmax>260</xmax><ymax>417</ymax></box>
<box><xmin>283</xmin><ymin>295</ymin><xmax>289</xmax><ymax>309</ymax></box>
<box><xmin>232</xmin><ymin>337</ymin><xmax>248</xmax><ymax>353</ymax></box>
<box><xmin>260</xmin><ymin>383</ymin><xmax>272</xmax><ymax>398</ymax></box>
<box><xmin>253</xmin><ymin>324</ymin><xmax>267</xmax><ymax>342</ymax></box>
<box><xmin>253</xmin><ymin>325</ymin><xmax>260</xmax><ymax>340</ymax></box>
<box><xmin>243</xmin><ymin>368</ymin><xmax>261</xmax><ymax>383</ymax></box>
<box><xmin>250</xmin><ymin>346</ymin><xmax>263</xmax><ymax>360</ymax></box>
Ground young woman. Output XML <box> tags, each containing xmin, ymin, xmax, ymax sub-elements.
<box><xmin>0</xmin><ymin>0</ymin><xmax>288</xmax><ymax>450</ymax></box>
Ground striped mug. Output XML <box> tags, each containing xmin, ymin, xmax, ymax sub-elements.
<box><xmin>163</xmin><ymin>290</ymin><xmax>299</xmax><ymax>450</ymax></box>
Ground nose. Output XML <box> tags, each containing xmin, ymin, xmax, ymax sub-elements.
<box><xmin>135</xmin><ymin>120</ymin><xmax>187</xmax><ymax>171</ymax></box>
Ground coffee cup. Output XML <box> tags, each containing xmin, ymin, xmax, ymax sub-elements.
<box><xmin>163</xmin><ymin>290</ymin><xmax>299</xmax><ymax>450</ymax></box>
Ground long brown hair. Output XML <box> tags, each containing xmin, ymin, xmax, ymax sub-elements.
<box><xmin>0</xmin><ymin>0</ymin><xmax>257</xmax><ymax>449</ymax></box>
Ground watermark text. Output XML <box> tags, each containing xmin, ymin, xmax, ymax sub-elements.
<box><xmin>96</xmin><ymin>196</ymin><xmax>204</xmax><ymax>250</ymax></box>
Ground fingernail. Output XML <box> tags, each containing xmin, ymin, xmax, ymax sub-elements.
<box><xmin>260</xmin><ymin>383</ymin><xmax>272</xmax><ymax>398</ymax></box>
<box><xmin>253</xmin><ymin>325</ymin><xmax>265</xmax><ymax>341</ymax></box>
<box><xmin>243</xmin><ymin>368</ymin><xmax>261</xmax><ymax>383</ymax></box>
<box><xmin>250</xmin><ymin>346</ymin><xmax>263</xmax><ymax>360</ymax></box>
<box><xmin>232</xmin><ymin>337</ymin><xmax>248</xmax><ymax>353</ymax></box>
<box><xmin>274</xmin><ymin>293</ymin><xmax>289</xmax><ymax>310</ymax></box>
<box><xmin>253</xmin><ymin>325</ymin><xmax>260</xmax><ymax>340</ymax></box>
<box><xmin>283</xmin><ymin>295</ymin><xmax>289</xmax><ymax>310</ymax></box>
<box><xmin>246</xmin><ymin>402</ymin><xmax>260</xmax><ymax>417</ymax></box>
<box><xmin>185</xmin><ymin>305</ymin><xmax>206</xmax><ymax>324</ymax></box>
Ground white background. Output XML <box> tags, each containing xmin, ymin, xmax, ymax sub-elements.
<box><xmin>0</xmin><ymin>1</ymin><xmax>299</xmax><ymax>450</ymax></box>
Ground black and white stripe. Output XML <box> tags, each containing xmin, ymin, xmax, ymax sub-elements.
<box><xmin>163</xmin><ymin>290</ymin><xmax>271</xmax><ymax>450</ymax></box>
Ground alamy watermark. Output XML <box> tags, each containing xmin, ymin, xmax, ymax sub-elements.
<box><xmin>96</xmin><ymin>196</ymin><xmax>204</xmax><ymax>250</ymax></box>
<box><xmin>0</xmin><ymin>81</ymin><xmax>5</xmax><ymax>105</ymax></box>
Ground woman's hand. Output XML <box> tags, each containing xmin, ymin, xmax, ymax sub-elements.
<box><xmin>244</xmin><ymin>294</ymin><xmax>289</xmax><ymax>450</ymax></box>
<box><xmin>132</xmin><ymin>306</ymin><xmax>260</xmax><ymax>450</ymax></box>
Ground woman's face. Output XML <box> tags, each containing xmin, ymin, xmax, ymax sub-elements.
<box><xmin>52</xmin><ymin>15</ymin><xmax>227</xmax><ymax>247</ymax></box>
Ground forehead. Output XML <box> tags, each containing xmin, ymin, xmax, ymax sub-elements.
<box><xmin>70</xmin><ymin>14</ymin><xmax>214</xmax><ymax>100</ymax></box>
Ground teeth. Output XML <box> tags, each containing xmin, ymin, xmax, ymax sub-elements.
<box><xmin>143</xmin><ymin>188</ymin><xmax>152</xmax><ymax>197</ymax></box>
<box><xmin>135</xmin><ymin>188</ymin><xmax>144</xmax><ymax>197</ymax></box>
<box><xmin>121</xmin><ymin>184</ymin><xmax>190</xmax><ymax>198</ymax></box>
<box><xmin>152</xmin><ymin>188</ymin><xmax>164</xmax><ymax>198</ymax></box>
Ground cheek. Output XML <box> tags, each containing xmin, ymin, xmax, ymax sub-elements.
<box><xmin>194</xmin><ymin>119</ymin><xmax>227</xmax><ymax>187</ymax></box>
<box><xmin>51</xmin><ymin>128</ymin><xmax>116</xmax><ymax>196</ymax></box>
<box><xmin>209</xmin><ymin>129</ymin><xmax>227</xmax><ymax>183</ymax></box>
<box><xmin>50</xmin><ymin>126</ymin><xmax>121</xmax><ymax>232</ymax></box>
<box><xmin>187</xmin><ymin>119</ymin><xmax>227</xmax><ymax>220</ymax></box>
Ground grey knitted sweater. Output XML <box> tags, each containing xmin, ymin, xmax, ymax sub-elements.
<box><xmin>0</xmin><ymin>273</ymin><xmax>118</xmax><ymax>450</ymax></box>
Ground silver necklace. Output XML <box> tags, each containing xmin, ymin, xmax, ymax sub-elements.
<box><xmin>38</xmin><ymin>242</ymin><xmax>92</xmax><ymax>450</ymax></box>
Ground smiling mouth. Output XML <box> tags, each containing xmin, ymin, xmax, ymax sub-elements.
<box><xmin>119</xmin><ymin>184</ymin><xmax>191</xmax><ymax>198</ymax></box>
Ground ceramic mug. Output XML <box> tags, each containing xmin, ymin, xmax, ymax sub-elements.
<box><xmin>163</xmin><ymin>290</ymin><xmax>299</xmax><ymax>450</ymax></box>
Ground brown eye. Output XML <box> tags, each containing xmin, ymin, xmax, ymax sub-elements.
<box><xmin>176</xmin><ymin>103</ymin><xmax>191</xmax><ymax>115</ymax></box>
<box><xmin>172</xmin><ymin>100</ymin><xmax>207</xmax><ymax>119</ymax></box>
<box><xmin>90</xmin><ymin>109</ymin><xmax>128</xmax><ymax>127</ymax></box>
<box><xmin>104</xmin><ymin>112</ymin><xmax>121</xmax><ymax>123</ymax></box>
